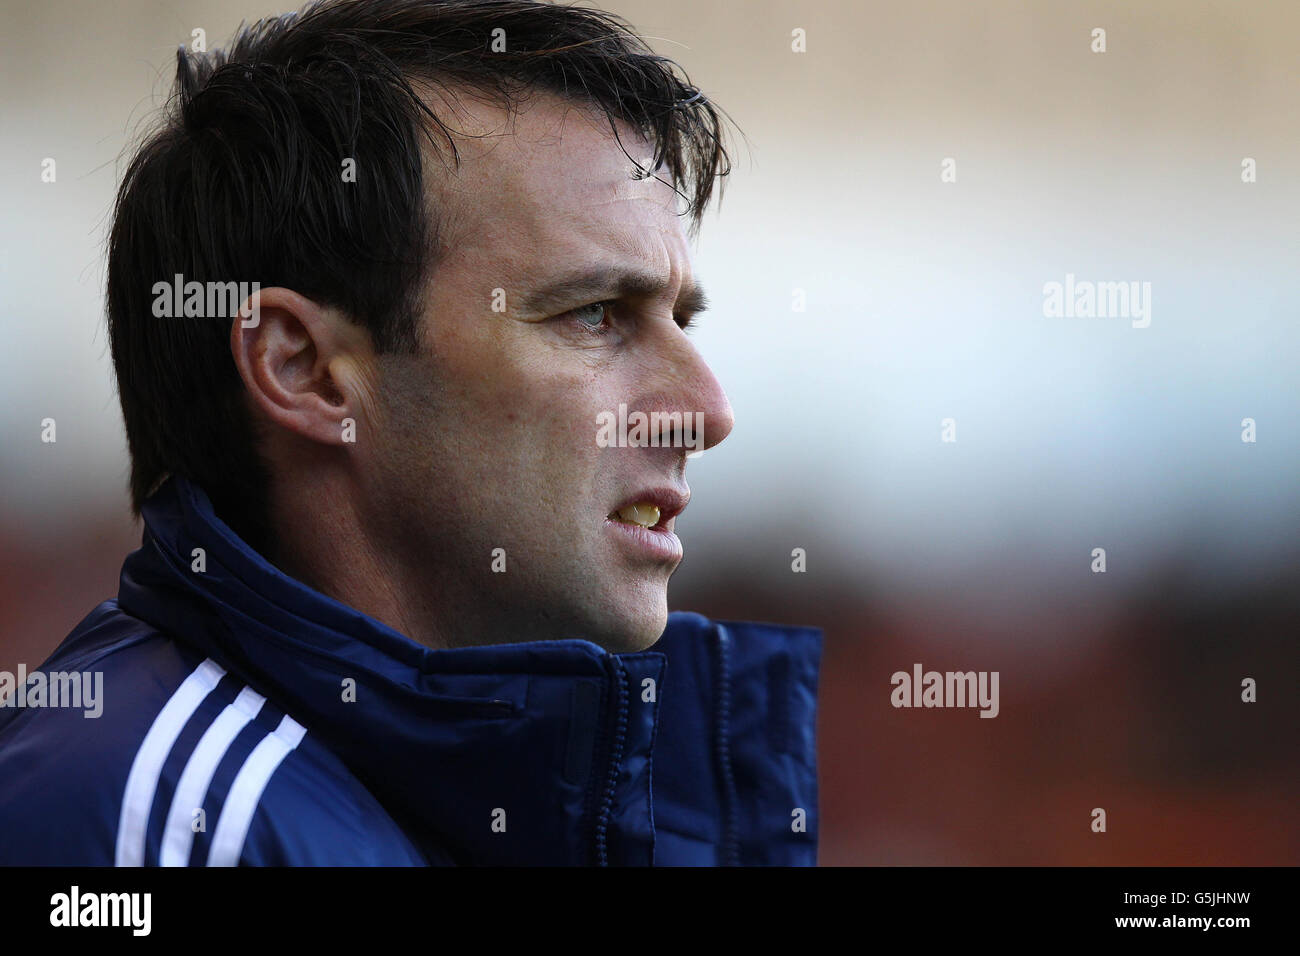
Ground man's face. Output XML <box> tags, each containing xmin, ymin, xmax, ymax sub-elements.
<box><xmin>359</xmin><ymin>89</ymin><xmax>734</xmax><ymax>653</ymax></box>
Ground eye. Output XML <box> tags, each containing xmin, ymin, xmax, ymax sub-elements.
<box><xmin>570</xmin><ymin>300</ymin><xmax>614</xmax><ymax>333</ymax></box>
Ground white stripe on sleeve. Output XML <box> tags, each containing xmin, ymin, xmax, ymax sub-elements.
<box><xmin>114</xmin><ymin>658</ymin><xmax>226</xmax><ymax>867</ymax></box>
<box><xmin>206</xmin><ymin>714</ymin><xmax>308</xmax><ymax>867</ymax></box>
<box><xmin>158</xmin><ymin>684</ymin><xmax>266</xmax><ymax>866</ymax></box>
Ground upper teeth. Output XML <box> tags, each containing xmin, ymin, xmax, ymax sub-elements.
<box><xmin>615</xmin><ymin>503</ymin><xmax>660</xmax><ymax>528</ymax></box>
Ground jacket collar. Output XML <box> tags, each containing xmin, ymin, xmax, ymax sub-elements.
<box><xmin>118</xmin><ymin>476</ymin><xmax>668</xmax><ymax>865</ymax></box>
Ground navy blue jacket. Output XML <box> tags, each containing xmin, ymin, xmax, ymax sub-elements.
<box><xmin>0</xmin><ymin>477</ymin><xmax>821</xmax><ymax>865</ymax></box>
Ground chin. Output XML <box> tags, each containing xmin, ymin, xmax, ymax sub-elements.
<box><xmin>585</xmin><ymin>592</ymin><xmax>668</xmax><ymax>654</ymax></box>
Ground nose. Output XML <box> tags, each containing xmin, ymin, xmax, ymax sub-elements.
<box><xmin>644</xmin><ymin>323</ymin><xmax>735</xmax><ymax>454</ymax></box>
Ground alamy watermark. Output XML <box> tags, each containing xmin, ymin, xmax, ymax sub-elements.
<box><xmin>595</xmin><ymin>403</ymin><xmax>703</xmax><ymax>452</ymax></box>
<box><xmin>891</xmin><ymin>663</ymin><xmax>999</xmax><ymax>718</ymax></box>
<box><xmin>50</xmin><ymin>886</ymin><xmax>150</xmax><ymax>936</ymax></box>
<box><xmin>0</xmin><ymin>665</ymin><xmax>103</xmax><ymax>718</ymax></box>
<box><xmin>152</xmin><ymin>274</ymin><xmax>261</xmax><ymax>326</ymax></box>
<box><xmin>1042</xmin><ymin>273</ymin><xmax>1151</xmax><ymax>328</ymax></box>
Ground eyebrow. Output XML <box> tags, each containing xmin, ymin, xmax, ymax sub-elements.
<box><xmin>519</xmin><ymin>266</ymin><xmax>710</xmax><ymax>327</ymax></box>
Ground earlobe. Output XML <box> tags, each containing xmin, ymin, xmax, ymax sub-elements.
<box><xmin>230</xmin><ymin>287</ymin><xmax>364</xmax><ymax>447</ymax></box>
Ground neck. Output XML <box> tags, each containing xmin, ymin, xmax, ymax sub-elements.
<box><xmin>264</xmin><ymin>468</ymin><xmax>457</xmax><ymax>650</ymax></box>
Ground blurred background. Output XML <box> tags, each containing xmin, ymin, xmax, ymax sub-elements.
<box><xmin>1</xmin><ymin>0</ymin><xmax>1296</xmax><ymax>863</ymax></box>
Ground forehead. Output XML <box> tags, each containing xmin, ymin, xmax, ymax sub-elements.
<box><xmin>425</xmin><ymin>86</ymin><xmax>691</xmax><ymax>287</ymax></box>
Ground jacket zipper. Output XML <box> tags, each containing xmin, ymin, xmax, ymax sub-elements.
<box><xmin>592</xmin><ymin>659</ymin><xmax>630</xmax><ymax>866</ymax></box>
<box><xmin>713</xmin><ymin>623</ymin><xmax>740</xmax><ymax>865</ymax></box>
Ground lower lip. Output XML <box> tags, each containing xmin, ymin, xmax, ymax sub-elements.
<box><xmin>604</xmin><ymin>518</ymin><xmax>683</xmax><ymax>563</ymax></box>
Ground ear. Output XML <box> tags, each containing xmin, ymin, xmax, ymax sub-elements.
<box><xmin>230</xmin><ymin>286</ymin><xmax>377</xmax><ymax>447</ymax></box>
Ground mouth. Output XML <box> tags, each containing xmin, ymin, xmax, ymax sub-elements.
<box><xmin>606</xmin><ymin>487</ymin><xmax>689</xmax><ymax>532</ymax></box>
<box><xmin>604</xmin><ymin>487</ymin><xmax>689</xmax><ymax>564</ymax></box>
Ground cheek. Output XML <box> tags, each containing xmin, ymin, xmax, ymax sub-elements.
<box><xmin>427</xmin><ymin>321</ymin><xmax>613</xmax><ymax>486</ymax></box>
<box><xmin>475</xmin><ymin>347</ymin><xmax>604</xmax><ymax>442</ymax></box>
<box><xmin>511</xmin><ymin>386</ymin><xmax>606</xmax><ymax>483</ymax></box>
<box><xmin>500</xmin><ymin>383</ymin><xmax>613</xmax><ymax>521</ymax></box>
